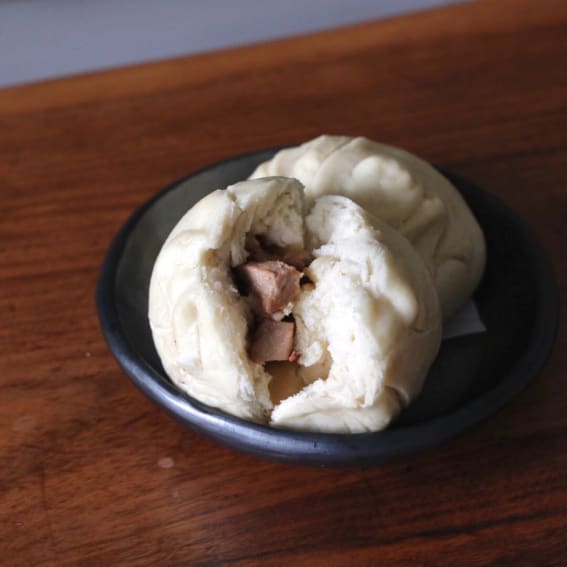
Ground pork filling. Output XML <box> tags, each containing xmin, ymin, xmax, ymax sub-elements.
<box><xmin>234</xmin><ymin>235</ymin><xmax>313</xmax><ymax>402</ymax></box>
<box><xmin>237</xmin><ymin>260</ymin><xmax>301</xmax><ymax>318</ymax></box>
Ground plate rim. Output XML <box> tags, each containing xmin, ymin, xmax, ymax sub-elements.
<box><xmin>96</xmin><ymin>149</ymin><xmax>559</xmax><ymax>466</ymax></box>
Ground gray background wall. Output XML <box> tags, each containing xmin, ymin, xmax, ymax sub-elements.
<box><xmin>0</xmin><ymin>0</ymin><xmax>463</xmax><ymax>89</ymax></box>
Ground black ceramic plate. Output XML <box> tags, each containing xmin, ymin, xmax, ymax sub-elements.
<box><xmin>96</xmin><ymin>149</ymin><xmax>558</xmax><ymax>466</ymax></box>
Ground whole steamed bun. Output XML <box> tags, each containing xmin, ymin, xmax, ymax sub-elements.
<box><xmin>149</xmin><ymin>177</ymin><xmax>442</xmax><ymax>433</ymax></box>
<box><xmin>251</xmin><ymin>135</ymin><xmax>485</xmax><ymax>319</ymax></box>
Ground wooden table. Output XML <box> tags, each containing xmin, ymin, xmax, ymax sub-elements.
<box><xmin>1</xmin><ymin>0</ymin><xmax>566</xmax><ymax>564</ymax></box>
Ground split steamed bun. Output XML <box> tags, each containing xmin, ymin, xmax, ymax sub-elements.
<box><xmin>272</xmin><ymin>195</ymin><xmax>442</xmax><ymax>432</ymax></box>
<box><xmin>251</xmin><ymin>135</ymin><xmax>485</xmax><ymax>319</ymax></box>
<box><xmin>149</xmin><ymin>177</ymin><xmax>442</xmax><ymax>433</ymax></box>
<box><xmin>149</xmin><ymin>178</ymin><xmax>304</xmax><ymax>422</ymax></box>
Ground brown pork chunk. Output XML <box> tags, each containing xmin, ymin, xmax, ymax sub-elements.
<box><xmin>238</xmin><ymin>260</ymin><xmax>301</xmax><ymax>316</ymax></box>
<box><xmin>245</xmin><ymin>235</ymin><xmax>309</xmax><ymax>270</ymax></box>
<box><xmin>249</xmin><ymin>319</ymin><xmax>295</xmax><ymax>363</ymax></box>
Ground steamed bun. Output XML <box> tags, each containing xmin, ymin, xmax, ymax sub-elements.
<box><xmin>149</xmin><ymin>177</ymin><xmax>442</xmax><ymax>433</ymax></box>
<box><xmin>251</xmin><ymin>135</ymin><xmax>485</xmax><ymax>319</ymax></box>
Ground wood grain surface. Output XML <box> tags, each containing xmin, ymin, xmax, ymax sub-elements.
<box><xmin>1</xmin><ymin>0</ymin><xmax>566</xmax><ymax>565</ymax></box>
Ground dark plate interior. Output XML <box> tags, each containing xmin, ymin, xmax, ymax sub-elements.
<box><xmin>96</xmin><ymin>149</ymin><xmax>558</xmax><ymax>466</ymax></box>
